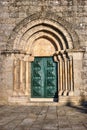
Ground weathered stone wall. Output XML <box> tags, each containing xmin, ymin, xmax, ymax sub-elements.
<box><xmin>0</xmin><ymin>0</ymin><xmax>87</xmax><ymax>50</ymax></box>
<box><xmin>0</xmin><ymin>0</ymin><xmax>87</xmax><ymax>104</ymax></box>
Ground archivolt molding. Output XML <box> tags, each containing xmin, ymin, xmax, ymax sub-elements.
<box><xmin>7</xmin><ymin>12</ymin><xmax>79</xmax><ymax>52</ymax></box>
<box><xmin>26</xmin><ymin>32</ymin><xmax>61</xmax><ymax>52</ymax></box>
<box><xmin>19</xmin><ymin>24</ymin><xmax>67</xmax><ymax>51</ymax></box>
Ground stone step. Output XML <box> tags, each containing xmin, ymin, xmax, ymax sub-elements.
<box><xmin>8</xmin><ymin>96</ymin><xmax>80</xmax><ymax>106</ymax></box>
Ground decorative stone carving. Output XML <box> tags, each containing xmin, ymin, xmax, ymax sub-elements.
<box><xmin>53</xmin><ymin>51</ymin><xmax>74</xmax><ymax>96</ymax></box>
<box><xmin>13</xmin><ymin>53</ymin><xmax>35</xmax><ymax>96</ymax></box>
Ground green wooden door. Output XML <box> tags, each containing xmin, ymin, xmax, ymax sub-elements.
<box><xmin>31</xmin><ymin>57</ymin><xmax>57</xmax><ymax>98</ymax></box>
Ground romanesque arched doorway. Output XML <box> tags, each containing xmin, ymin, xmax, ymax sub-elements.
<box><xmin>7</xmin><ymin>12</ymin><xmax>83</xmax><ymax>104</ymax></box>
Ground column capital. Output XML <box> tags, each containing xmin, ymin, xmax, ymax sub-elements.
<box><xmin>13</xmin><ymin>54</ymin><xmax>34</xmax><ymax>62</ymax></box>
<box><xmin>13</xmin><ymin>59</ymin><xmax>18</xmax><ymax>66</ymax></box>
<box><xmin>12</xmin><ymin>54</ymin><xmax>25</xmax><ymax>60</ymax></box>
<box><xmin>63</xmin><ymin>53</ymin><xmax>67</xmax><ymax>57</ymax></box>
<box><xmin>24</xmin><ymin>55</ymin><xmax>34</xmax><ymax>62</ymax></box>
<box><xmin>53</xmin><ymin>55</ymin><xmax>59</xmax><ymax>62</ymax></box>
<box><xmin>63</xmin><ymin>53</ymin><xmax>68</xmax><ymax>62</ymax></box>
<box><xmin>58</xmin><ymin>54</ymin><xmax>63</xmax><ymax>61</ymax></box>
<box><xmin>69</xmin><ymin>56</ymin><xmax>73</xmax><ymax>60</ymax></box>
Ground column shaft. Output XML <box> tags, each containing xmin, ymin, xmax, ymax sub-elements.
<box><xmin>13</xmin><ymin>59</ymin><xmax>19</xmax><ymax>95</ymax></box>
<box><xmin>68</xmin><ymin>60</ymin><xmax>70</xmax><ymax>91</ymax></box>
<box><xmin>13</xmin><ymin>59</ymin><xmax>17</xmax><ymax>92</ymax></box>
<box><xmin>58</xmin><ymin>55</ymin><xmax>63</xmax><ymax>96</ymax></box>
<box><xmin>58</xmin><ymin>62</ymin><xmax>60</xmax><ymax>92</ymax></box>
<box><xmin>69</xmin><ymin>56</ymin><xmax>74</xmax><ymax>96</ymax></box>
<box><xmin>25</xmin><ymin>61</ymin><xmax>29</xmax><ymax>95</ymax></box>
<box><xmin>62</xmin><ymin>60</ymin><xmax>65</xmax><ymax>95</ymax></box>
<box><xmin>20</xmin><ymin>60</ymin><xmax>25</xmax><ymax>94</ymax></box>
<box><xmin>63</xmin><ymin>55</ymin><xmax>68</xmax><ymax>96</ymax></box>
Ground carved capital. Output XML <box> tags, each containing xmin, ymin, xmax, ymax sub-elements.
<box><xmin>53</xmin><ymin>55</ymin><xmax>58</xmax><ymax>62</ymax></box>
<box><xmin>11</xmin><ymin>53</ymin><xmax>15</xmax><ymax>59</ymax></box>
<box><xmin>12</xmin><ymin>54</ymin><xmax>24</xmax><ymax>60</ymax></box>
<box><xmin>58</xmin><ymin>55</ymin><xmax>63</xmax><ymax>61</ymax></box>
<box><xmin>18</xmin><ymin>54</ymin><xmax>25</xmax><ymax>60</ymax></box>
<box><xmin>69</xmin><ymin>56</ymin><xmax>73</xmax><ymax>60</ymax></box>
<box><xmin>24</xmin><ymin>55</ymin><xmax>34</xmax><ymax>62</ymax></box>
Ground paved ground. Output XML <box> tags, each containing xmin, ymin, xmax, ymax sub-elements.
<box><xmin>0</xmin><ymin>105</ymin><xmax>87</xmax><ymax>130</ymax></box>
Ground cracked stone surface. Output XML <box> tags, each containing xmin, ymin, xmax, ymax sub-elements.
<box><xmin>0</xmin><ymin>105</ymin><xmax>87</xmax><ymax>130</ymax></box>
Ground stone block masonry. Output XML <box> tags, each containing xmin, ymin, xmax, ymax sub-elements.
<box><xmin>0</xmin><ymin>0</ymin><xmax>87</xmax><ymax>104</ymax></box>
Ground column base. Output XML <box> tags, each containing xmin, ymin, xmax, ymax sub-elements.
<box><xmin>13</xmin><ymin>91</ymin><xmax>26</xmax><ymax>96</ymax></box>
<box><xmin>13</xmin><ymin>91</ymin><xmax>18</xmax><ymax>96</ymax></box>
<box><xmin>63</xmin><ymin>90</ymin><xmax>68</xmax><ymax>96</ymax></box>
<box><xmin>18</xmin><ymin>91</ymin><xmax>25</xmax><ymax>96</ymax></box>
<box><xmin>25</xmin><ymin>91</ymin><xmax>29</xmax><ymax>96</ymax></box>
<box><xmin>68</xmin><ymin>91</ymin><xmax>74</xmax><ymax>96</ymax></box>
<box><xmin>58</xmin><ymin>90</ymin><xmax>63</xmax><ymax>96</ymax></box>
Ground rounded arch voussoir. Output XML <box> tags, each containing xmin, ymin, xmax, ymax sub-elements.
<box><xmin>7</xmin><ymin>11</ymin><xmax>79</xmax><ymax>52</ymax></box>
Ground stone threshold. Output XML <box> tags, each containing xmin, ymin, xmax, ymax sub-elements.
<box><xmin>30</xmin><ymin>98</ymin><xmax>54</xmax><ymax>102</ymax></box>
<box><xmin>8</xmin><ymin>95</ymin><xmax>82</xmax><ymax>106</ymax></box>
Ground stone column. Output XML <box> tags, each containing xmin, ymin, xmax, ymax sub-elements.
<box><xmin>58</xmin><ymin>61</ymin><xmax>60</xmax><ymax>93</ymax></box>
<box><xmin>24</xmin><ymin>55</ymin><xmax>34</xmax><ymax>97</ymax></box>
<box><xmin>69</xmin><ymin>56</ymin><xmax>74</xmax><ymax>96</ymax></box>
<box><xmin>13</xmin><ymin>59</ymin><xmax>17</xmax><ymax>95</ymax></box>
<box><xmin>13</xmin><ymin>59</ymin><xmax>20</xmax><ymax>95</ymax></box>
<box><xmin>25</xmin><ymin>61</ymin><xmax>29</xmax><ymax>95</ymax></box>
<box><xmin>58</xmin><ymin>55</ymin><xmax>63</xmax><ymax>96</ymax></box>
<box><xmin>62</xmin><ymin>59</ymin><xmax>65</xmax><ymax>96</ymax></box>
<box><xmin>53</xmin><ymin>55</ymin><xmax>59</xmax><ymax>97</ymax></box>
<box><xmin>67</xmin><ymin>59</ymin><xmax>70</xmax><ymax>93</ymax></box>
<box><xmin>19</xmin><ymin>60</ymin><xmax>25</xmax><ymax>95</ymax></box>
<box><xmin>63</xmin><ymin>54</ymin><xmax>68</xmax><ymax>96</ymax></box>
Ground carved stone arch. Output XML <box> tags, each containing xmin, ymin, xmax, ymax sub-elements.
<box><xmin>7</xmin><ymin>12</ymin><xmax>79</xmax><ymax>51</ymax></box>
<box><xmin>13</xmin><ymin>19</ymin><xmax>73</xmax><ymax>52</ymax></box>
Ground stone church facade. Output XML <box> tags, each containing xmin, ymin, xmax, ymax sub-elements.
<box><xmin>0</xmin><ymin>0</ymin><xmax>87</xmax><ymax>105</ymax></box>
